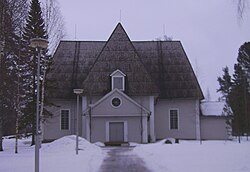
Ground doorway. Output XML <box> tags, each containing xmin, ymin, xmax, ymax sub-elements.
<box><xmin>109</xmin><ymin>122</ymin><xmax>124</xmax><ymax>142</ymax></box>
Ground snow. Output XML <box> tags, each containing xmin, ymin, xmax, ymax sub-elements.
<box><xmin>94</xmin><ymin>142</ymin><xmax>105</xmax><ymax>147</ymax></box>
<box><xmin>134</xmin><ymin>138</ymin><xmax>250</xmax><ymax>172</ymax></box>
<box><xmin>200</xmin><ymin>101</ymin><xmax>225</xmax><ymax>116</ymax></box>
<box><xmin>2</xmin><ymin>135</ymin><xmax>250</xmax><ymax>172</ymax></box>
<box><xmin>0</xmin><ymin>135</ymin><xmax>105</xmax><ymax>172</ymax></box>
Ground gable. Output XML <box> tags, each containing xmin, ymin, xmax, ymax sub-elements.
<box><xmin>81</xmin><ymin>23</ymin><xmax>159</xmax><ymax>96</ymax></box>
<box><xmin>90</xmin><ymin>89</ymin><xmax>150</xmax><ymax>116</ymax></box>
<box><xmin>110</xmin><ymin>69</ymin><xmax>126</xmax><ymax>77</ymax></box>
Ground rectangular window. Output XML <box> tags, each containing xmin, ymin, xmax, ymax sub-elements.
<box><xmin>113</xmin><ymin>77</ymin><xmax>123</xmax><ymax>90</ymax></box>
<box><xmin>170</xmin><ymin>109</ymin><xmax>178</xmax><ymax>130</ymax></box>
<box><xmin>61</xmin><ymin>109</ymin><xmax>70</xmax><ymax>130</ymax></box>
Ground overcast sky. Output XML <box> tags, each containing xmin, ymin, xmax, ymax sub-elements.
<box><xmin>59</xmin><ymin>0</ymin><xmax>250</xmax><ymax>100</ymax></box>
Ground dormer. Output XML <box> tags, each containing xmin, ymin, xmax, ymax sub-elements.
<box><xmin>110</xmin><ymin>69</ymin><xmax>126</xmax><ymax>91</ymax></box>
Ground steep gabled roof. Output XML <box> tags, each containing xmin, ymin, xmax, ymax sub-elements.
<box><xmin>81</xmin><ymin>23</ymin><xmax>159</xmax><ymax>96</ymax></box>
<box><xmin>133</xmin><ymin>41</ymin><xmax>203</xmax><ymax>99</ymax></box>
<box><xmin>46</xmin><ymin>23</ymin><xmax>204</xmax><ymax>99</ymax></box>
<box><xmin>46</xmin><ymin>41</ymin><xmax>105</xmax><ymax>98</ymax></box>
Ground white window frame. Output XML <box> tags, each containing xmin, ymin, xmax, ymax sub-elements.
<box><xmin>169</xmin><ymin>109</ymin><xmax>179</xmax><ymax>130</ymax></box>
<box><xmin>60</xmin><ymin>109</ymin><xmax>70</xmax><ymax>130</ymax></box>
<box><xmin>112</xmin><ymin>76</ymin><xmax>125</xmax><ymax>91</ymax></box>
<box><xmin>110</xmin><ymin>96</ymin><xmax>122</xmax><ymax>108</ymax></box>
<box><xmin>110</xmin><ymin>69</ymin><xmax>126</xmax><ymax>91</ymax></box>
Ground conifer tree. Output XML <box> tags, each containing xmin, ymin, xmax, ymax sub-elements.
<box><xmin>229</xmin><ymin>64</ymin><xmax>249</xmax><ymax>141</ymax></box>
<box><xmin>0</xmin><ymin>0</ymin><xmax>28</xmax><ymax>151</ymax></box>
<box><xmin>21</xmin><ymin>0</ymin><xmax>48</xmax><ymax>145</ymax></box>
<box><xmin>217</xmin><ymin>67</ymin><xmax>233</xmax><ymax>118</ymax></box>
<box><xmin>238</xmin><ymin>42</ymin><xmax>250</xmax><ymax>80</ymax></box>
<box><xmin>237</xmin><ymin>42</ymin><xmax>250</xmax><ymax>139</ymax></box>
<box><xmin>217</xmin><ymin>66</ymin><xmax>232</xmax><ymax>100</ymax></box>
<box><xmin>218</xmin><ymin>42</ymin><xmax>250</xmax><ymax>141</ymax></box>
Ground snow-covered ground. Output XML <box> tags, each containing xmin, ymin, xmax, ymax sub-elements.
<box><xmin>1</xmin><ymin>136</ymin><xmax>250</xmax><ymax>172</ymax></box>
<box><xmin>0</xmin><ymin>135</ymin><xmax>105</xmax><ymax>172</ymax></box>
<box><xmin>134</xmin><ymin>138</ymin><xmax>250</xmax><ymax>172</ymax></box>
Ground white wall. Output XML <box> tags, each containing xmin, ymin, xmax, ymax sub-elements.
<box><xmin>155</xmin><ymin>99</ymin><xmax>198</xmax><ymax>140</ymax></box>
<box><xmin>43</xmin><ymin>99</ymin><xmax>80</xmax><ymax>141</ymax></box>
<box><xmin>91</xmin><ymin>116</ymin><xmax>142</xmax><ymax>143</ymax></box>
<box><xmin>200</xmin><ymin>116</ymin><xmax>229</xmax><ymax>140</ymax></box>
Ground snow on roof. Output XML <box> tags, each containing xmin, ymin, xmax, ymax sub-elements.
<box><xmin>200</xmin><ymin>101</ymin><xmax>225</xmax><ymax>116</ymax></box>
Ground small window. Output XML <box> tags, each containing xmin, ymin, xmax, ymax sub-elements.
<box><xmin>113</xmin><ymin>77</ymin><xmax>123</xmax><ymax>90</ymax></box>
<box><xmin>170</xmin><ymin>109</ymin><xmax>178</xmax><ymax>130</ymax></box>
<box><xmin>110</xmin><ymin>69</ymin><xmax>126</xmax><ymax>91</ymax></box>
<box><xmin>61</xmin><ymin>109</ymin><xmax>70</xmax><ymax>130</ymax></box>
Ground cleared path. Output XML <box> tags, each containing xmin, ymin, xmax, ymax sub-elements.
<box><xmin>98</xmin><ymin>147</ymin><xmax>151</xmax><ymax>172</ymax></box>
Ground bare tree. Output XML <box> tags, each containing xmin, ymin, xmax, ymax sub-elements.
<box><xmin>7</xmin><ymin>0</ymin><xmax>28</xmax><ymax>34</ymax></box>
<box><xmin>38</xmin><ymin>0</ymin><xmax>65</xmax><ymax>135</ymax></box>
<box><xmin>205</xmin><ymin>87</ymin><xmax>211</xmax><ymax>101</ymax></box>
<box><xmin>155</xmin><ymin>35</ymin><xmax>173</xmax><ymax>41</ymax></box>
<box><xmin>236</xmin><ymin>0</ymin><xmax>249</xmax><ymax>20</ymax></box>
<box><xmin>41</xmin><ymin>0</ymin><xmax>65</xmax><ymax>54</ymax></box>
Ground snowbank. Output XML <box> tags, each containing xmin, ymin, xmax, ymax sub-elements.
<box><xmin>94</xmin><ymin>142</ymin><xmax>105</xmax><ymax>147</ymax></box>
<box><xmin>0</xmin><ymin>135</ymin><xmax>105</xmax><ymax>172</ymax></box>
<box><xmin>42</xmin><ymin>135</ymin><xmax>99</xmax><ymax>152</ymax></box>
<box><xmin>134</xmin><ymin>139</ymin><xmax>250</xmax><ymax>172</ymax></box>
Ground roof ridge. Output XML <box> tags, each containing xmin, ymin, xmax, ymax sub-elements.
<box><xmin>60</xmin><ymin>40</ymin><xmax>106</xmax><ymax>42</ymax></box>
<box><xmin>132</xmin><ymin>40</ymin><xmax>181</xmax><ymax>43</ymax></box>
<box><xmin>60</xmin><ymin>40</ymin><xmax>182</xmax><ymax>43</ymax></box>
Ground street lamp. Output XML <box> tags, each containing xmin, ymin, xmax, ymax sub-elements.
<box><xmin>73</xmin><ymin>89</ymin><xmax>83</xmax><ymax>155</ymax></box>
<box><xmin>30</xmin><ymin>38</ymin><xmax>48</xmax><ymax>172</ymax></box>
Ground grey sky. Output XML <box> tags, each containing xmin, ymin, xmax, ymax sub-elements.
<box><xmin>59</xmin><ymin>0</ymin><xmax>250</xmax><ymax>100</ymax></box>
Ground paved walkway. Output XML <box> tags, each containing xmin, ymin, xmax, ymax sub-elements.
<box><xmin>98</xmin><ymin>147</ymin><xmax>151</xmax><ymax>172</ymax></box>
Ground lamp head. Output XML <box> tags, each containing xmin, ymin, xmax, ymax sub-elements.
<box><xmin>73</xmin><ymin>89</ymin><xmax>84</xmax><ymax>95</ymax></box>
<box><xmin>30</xmin><ymin>38</ymin><xmax>48</xmax><ymax>49</ymax></box>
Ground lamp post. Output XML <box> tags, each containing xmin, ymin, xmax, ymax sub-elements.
<box><xmin>73</xmin><ymin>89</ymin><xmax>83</xmax><ymax>155</ymax></box>
<box><xmin>30</xmin><ymin>38</ymin><xmax>48</xmax><ymax>172</ymax></box>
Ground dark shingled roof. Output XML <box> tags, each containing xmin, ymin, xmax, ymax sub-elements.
<box><xmin>46</xmin><ymin>23</ymin><xmax>203</xmax><ymax>99</ymax></box>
